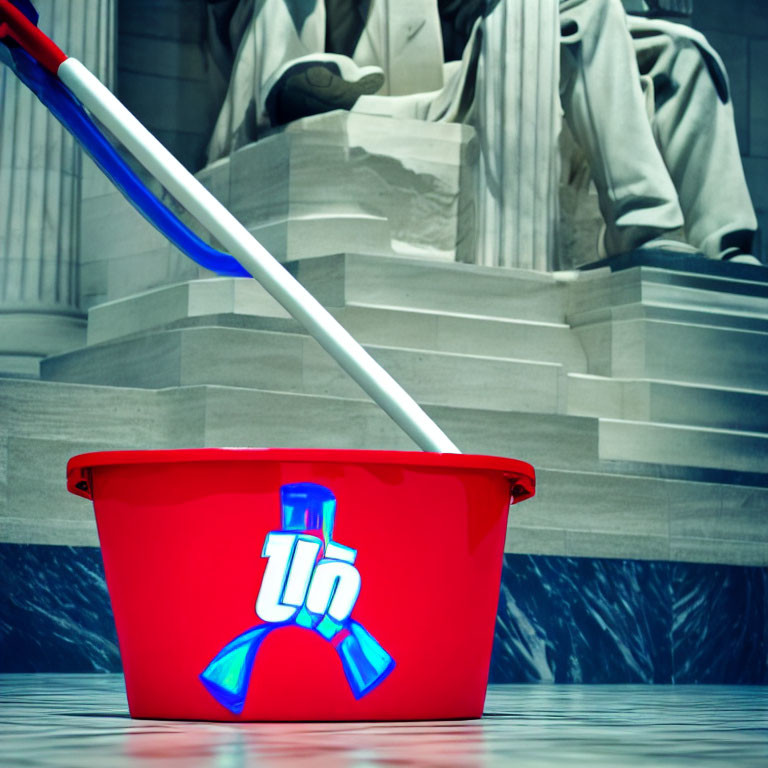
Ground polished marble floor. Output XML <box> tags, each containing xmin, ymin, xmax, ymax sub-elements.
<box><xmin>0</xmin><ymin>676</ymin><xmax>766</xmax><ymax>767</ymax></box>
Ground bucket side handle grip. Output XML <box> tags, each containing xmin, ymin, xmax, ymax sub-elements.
<box><xmin>67</xmin><ymin>467</ymin><xmax>93</xmax><ymax>500</ymax></box>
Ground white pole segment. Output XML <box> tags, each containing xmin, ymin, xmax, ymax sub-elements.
<box><xmin>58</xmin><ymin>58</ymin><xmax>460</xmax><ymax>454</ymax></box>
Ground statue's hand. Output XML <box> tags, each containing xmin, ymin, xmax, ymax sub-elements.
<box><xmin>264</xmin><ymin>56</ymin><xmax>385</xmax><ymax>126</ymax></box>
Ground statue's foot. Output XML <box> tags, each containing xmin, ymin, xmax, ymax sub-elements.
<box><xmin>721</xmin><ymin>250</ymin><xmax>763</xmax><ymax>266</ymax></box>
<box><xmin>265</xmin><ymin>54</ymin><xmax>385</xmax><ymax>125</ymax></box>
<box><xmin>636</xmin><ymin>238</ymin><xmax>700</xmax><ymax>254</ymax></box>
<box><xmin>597</xmin><ymin>224</ymin><xmax>700</xmax><ymax>260</ymax></box>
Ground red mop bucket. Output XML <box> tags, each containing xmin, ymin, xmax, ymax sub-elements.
<box><xmin>67</xmin><ymin>448</ymin><xmax>534</xmax><ymax>721</ymax></box>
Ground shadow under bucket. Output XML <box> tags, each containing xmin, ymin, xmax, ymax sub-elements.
<box><xmin>67</xmin><ymin>448</ymin><xmax>535</xmax><ymax>721</ymax></box>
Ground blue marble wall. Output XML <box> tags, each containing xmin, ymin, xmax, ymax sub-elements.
<box><xmin>490</xmin><ymin>555</ymin><xmax>768</xmax><ymax>684</ymax></box>
<box><xmin>2</xmin><ymin>544</ymin><xmax>766</xmax><ymax>682</ymax></box>
<box><xmin>0</xmin><ymin>545</ymin><xmax>120</xmax><ymax>672</ymax></box>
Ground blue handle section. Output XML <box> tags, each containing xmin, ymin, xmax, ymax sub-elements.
<box><xmin>199</xmin><ymin>625</ymin><xmax>275</xmax><ymax>715</ymax></box>
<box><xmin>337</xmin><ymin>620</ymin><xmax>396</xmax><ymax>699</ymax></box>
<box><xmin>280</xmin><ymin>482</ymin><xmax>336</xmax><ymax>547</ymax></box>
<box><xmin>200</xmin><ymin>617</ymin><xmax>394</xmax><ymax>713</ymax></box>
<box><xmin>0</xmin><ymin>43</ymin><xmax>250</xmax><ymax>277</ymax></box>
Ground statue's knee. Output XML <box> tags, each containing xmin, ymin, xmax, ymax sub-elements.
<box><xmin>649</xmin><ymin>29</ymin><xmax>729</xmax><ymax>106</ymax></box>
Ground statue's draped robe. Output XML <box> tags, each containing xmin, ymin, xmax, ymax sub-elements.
<box><xmin>206</xmin><ymin>0</ymin><xmax>756</xmax><ymax>266</ymax></box>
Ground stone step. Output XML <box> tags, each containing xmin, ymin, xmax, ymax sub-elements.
<box><xmin>333</xmin><ymin>305</ymin><xmax>587</xmax><ymax>372</ymax></box>
<box><xmin>37</xmin><ymin>328</ymin><xmax>768</xmax><ymax>476</ymax></box>
<box><xmin>4</xmin><ymin>377</ymin><xmax>766</xmax><ymax>564</ymax></box>
<box><xmin>41</xmin><ymin>326</ymin><xmax>566</xmax><ymax>415</ymax></box>
<box><xmin>568</xmin><ymin>265</ymin><xmax>768</xmax><ymax>324</ymax></box>
<box><xmin>598</xmin><ymin>418</ymin><xmax>768</xmax><ymax>474</ymax></box>
<box><xmin>84</xmin><ymin>276</ymin><xmax>587</xmax><ymax>371</ymax></box>
<box><xmin>85</xmin><ymin>278</ymin><xmax>293</xmax><ymax>346</ymax></box>
<box><xmin>568</xmin><ymin>374</ymin><xmax>768</xmax><ymax>433</ymax></box>
<box><xmin>570</xmin><ymin>298</ymin><xmax>768</xmax><ymax>334</ymax></box>
<box><xmin>287</xmin><ymin>253</ymin><xmax>570</xmax><ymax>323</ymax></box>
<box><xmin>0</xmin><ymin>377</ymin><xmax>594</xmax><ymax>546</ymax></box>
<box><xmin>86</xmin><ymin>253</ymin><xmax>572</xmax><ymax>343</ymax></box>
<box><xmin>573</xmin><ymin>315</ymin><xmax>768</xmax><ymax>391</ymax></box>
<box><xmin>508</xmin><ymin>467</ymin><xmax>768</xmax><ymax>565</ymax></box>
<box><xmin>0</xmin><ymin>377</ymin><xmax>599</xmax><ymax>466</ymax></box>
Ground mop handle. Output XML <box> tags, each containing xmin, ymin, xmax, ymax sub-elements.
<box><xmin>0</xmin><ymin>1</ymin><xmax>460</xmax><ymax>454</ymax></box>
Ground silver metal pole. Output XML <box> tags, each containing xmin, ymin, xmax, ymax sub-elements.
<box><xmin>58</xmin><ymin>58</ymin><xmax>460</xmax><ymax>454</ymax></box>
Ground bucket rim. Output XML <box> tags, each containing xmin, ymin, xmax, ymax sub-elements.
<box><xmin>66</xmin><ymin>447</ymin><xmax>535</xmax><ymax>502</ymax></box>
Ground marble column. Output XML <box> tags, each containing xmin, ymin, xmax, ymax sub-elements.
<box><xmin>0</xmin><ymin>0</ymin><xmax>115</xmax><ymax>376</ymax></box>
<box><xmin>470</xmin><ymin>0</ymin><xmax>561</xmax><ymax>271</ymax></box>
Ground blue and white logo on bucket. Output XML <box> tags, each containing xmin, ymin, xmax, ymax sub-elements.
<box><xmin>200</xmin><ymin>483</ymin><xmax>395</xmax><ymax>715</ymax></box>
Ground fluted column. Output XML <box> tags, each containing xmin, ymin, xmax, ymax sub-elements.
<box><xmin>470</xmin><ymin>0</ymin><xmax>561</xmax><ymax>271</ymax></box>
<box><xmin>0</xmin><ymin>0</ymin><xmax>115</xmax><ymax>375</ymax></box>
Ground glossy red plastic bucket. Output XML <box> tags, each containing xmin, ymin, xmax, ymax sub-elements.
<box><xmin>67</xmin><ymin>448</ymin><xmax>535</xmax><ymax>721</ymax></box>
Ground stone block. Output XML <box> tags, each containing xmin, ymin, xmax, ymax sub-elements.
<box><xmin>599</xmin><ymin>418</ymin><xmax>768</xmax><ymax>474</ymax></box>
<box><xmin>105</xmin><ymin>248</ymin><xmax>186</xmax><ymax>302</ymax></box>
<box><xmin>118</xmin><ymin>73</ymin><xmax>211</xmax><ymax>135</ymax></box>
<box><xmin>117</xmin><ymin>0</ymin><xmax>206</xmax><ymax>44</ymax></box>
<box><xmin>223</xmin><ymin>112</ymin><xmax>478</xmax><ymax>262</ymax></box>
<box><xmin>0</xmin><ymin>378</ymin><xmax>174</xmax><ymax>445</ymax></box>
<box><xmin>670</xmin><ymin>484</ymin><xmax>768</xmax><ymax>543</ymax></box>
<box><xmin>518</xmin><ymin>468</ymin><xmax>671</xmax><ymax>538</ymax></box>
<box><xmin>503</xmin><ymin>525</ymin><xmax>568</xmax><ymax>556</ymax></box>
<box><xmin>569</xmin><ymin>266</ymin><xmax>768</xmax><ymax>389</ymax></box>
<box><xmin>199</xmin><ymin>386</ymin><xmax>415</xmax><ymax>452</ymax></box>
<box><xmin>749</xmin><ymin>37</ymin><xmax>768</xmax><ymax>157</ymax></box>
<box><xmin>569</xmin><ymin>266</ymin><xmax>768</xmax><ymax>322</ymax></box>
<box><xmin>424</xmin><ymin>405</ymin><xmax>601</xmax><ymax>471</ymax></box>
<box><xmin>637</xmin><ymin>320</ymin><xmax>768</xmax><ymax>390</ymax></box>
<box><xmin>668</xmin><ymin>536</ymin><xmax>768</xmax><ymax>566</ymax></box>
<box><xmin>87</xmin><ymin>278</ymin><xmax>290</xmax><ymax>345</ymax></box>
<box><xmin>41</xmin><ymin>331</ymin><xmax>184</xmax><ymax>390</ymax></box>
<box><xmin>119</xmin><ymin>35</ymin><xmax>207</xmax><ymax>81</ymax></box>
<box><xmin>565</xmin><ymin>530</ymin><xmax>671</xmax><ymax>561</ymax></box>
<box><xmin>245</xmin><ymin>216</ymin><xmax>393</xmax><ymax>263</ymax></box>
<box><xmin>0</xmin><ymin>517</ymin><xmax>99</xmax><ymax>546</ymax></box>
<box><xmin>0</xmin><ymin>313</ymin><xmax>86</xmax><ymax>360</ymax></box>
<box><xmin>0</xmin><ymin>356</ymin><xmax>40</xmax><ymax>378</ymax></box>
<box><xmin>42</xmin><ymin>325</ymin><xmax>564</xmax><ymax>415</ymax></box>
<box><xmin>5</xmin><ymin>437</ymin><xmax>116</xmax><ymax>523</ymax></box>
<box><xmin>80</xmin><ymin>191</ymin><xmax>168</xmax><ymax>264</ymax></box>
<box><xmin>290</xmin><ymin>253</ymin><xmax>569</xmax><ymax>322</ymax></box>
<box><xmin>568</xmin><ymin>374</ymin><xmax>768</xmax><ymax>433</ymax></box>
<box><xmin>334</xmin><ymin>306</ymin><xmax>587</xmax><ymax>372</ymax></box>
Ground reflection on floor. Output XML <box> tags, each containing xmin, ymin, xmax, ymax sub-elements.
<box><xmin>1</xmin><ymin>676</ymin><xmax>766</xmax><ymax>767</ymax></box>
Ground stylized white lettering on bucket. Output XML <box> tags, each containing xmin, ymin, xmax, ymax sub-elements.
<box><xmin>256</xmin><ymin>533</ymin><xmax>361</xmax><ymax>624</ymax></box>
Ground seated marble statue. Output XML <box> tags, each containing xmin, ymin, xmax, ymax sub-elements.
<box><xmin>205</xmin><ymin>0</ymin><xmax>760</xmax><ymax>265</ymax></box>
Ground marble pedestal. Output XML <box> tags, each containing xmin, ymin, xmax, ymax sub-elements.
<box><xmin>202</xmin><ymin>112</ymin><xmax>480</xmax><ymax>264</ymax></box>
<box><xmin>76</xmin><ymin>112</ymin><xmax>479</xmax><ymax>308</ymax></box>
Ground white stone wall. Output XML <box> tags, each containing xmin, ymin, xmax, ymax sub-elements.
<box><xmin>117</xmin><ymin>0</ymin><xmax>215</xmax><ymax>172</ymax></box>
